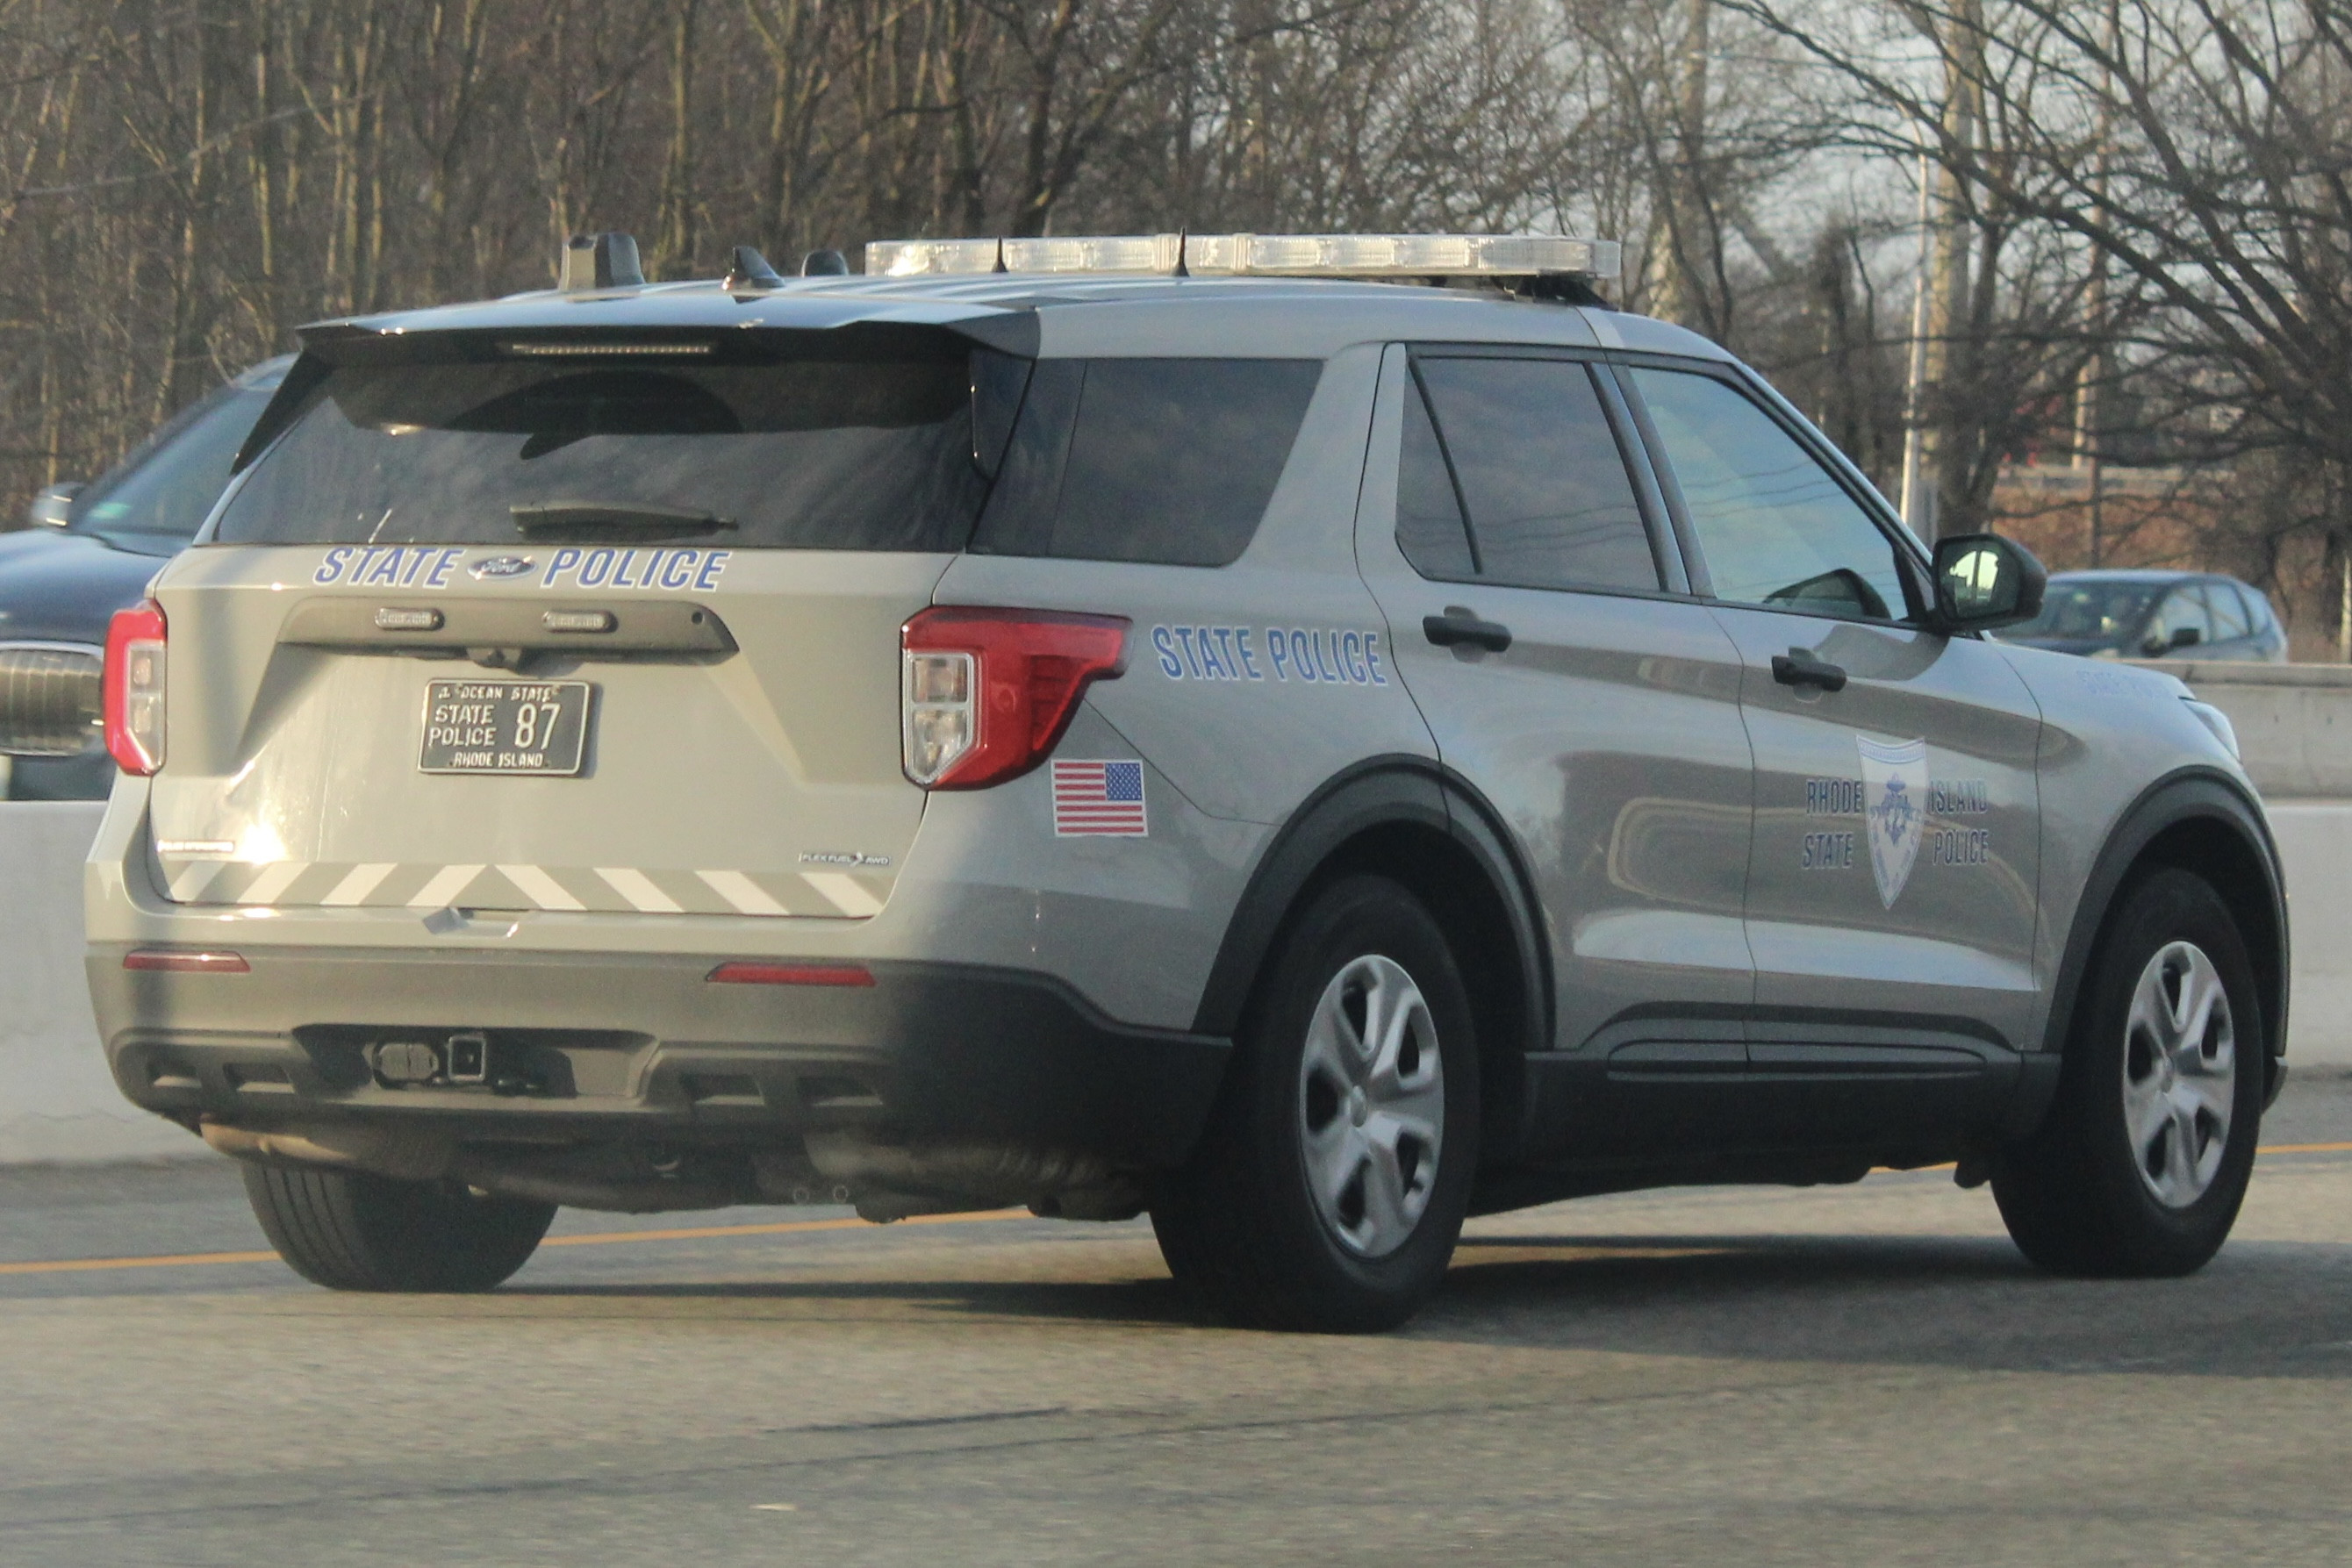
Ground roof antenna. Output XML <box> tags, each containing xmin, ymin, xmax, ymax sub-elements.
<box><xmin>992</xmin><ymin>237</ymin><xmax>1008</xmax><ymax>274</ymax></box>
<box><xmin>723</xmin><ymin>246</ymin><xmax>786</xmax><ymax>291</ymax></box>
<box><xmin>1172</xmin><ymin>226</ymin><xmax>1190</xmax><ymax>278</ymax></box>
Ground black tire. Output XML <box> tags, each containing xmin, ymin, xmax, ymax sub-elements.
<box><xmin>242</xmin><ymin>1163</ymin><xmax>556</xmax><ymax>1292</ymax></box>
<box><xmin>1993</xmin><ymin>866</ymin><xmax>2264</xmax><ymax>1276</ymax></box>
<box><xmin>1151</xmin><ymin>875</ymin><xmax>1479</xmax><ymax>1332</ymax></box>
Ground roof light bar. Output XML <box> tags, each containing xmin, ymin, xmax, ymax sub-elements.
<box><xmin>864</xmin><ymin>233</ymin><xmax>1621</xmax><ymax>282</ymax></box>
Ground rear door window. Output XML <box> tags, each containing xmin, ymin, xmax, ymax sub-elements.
<box><xmin>1402</xmin><ymin>354</ymin><xmax>1660</xmax><ymax>591</ymax></box>
<box><xmin>972</xmin><ymin>359</ymin><xmax>1322</xmax><ymax>567</ymax></box>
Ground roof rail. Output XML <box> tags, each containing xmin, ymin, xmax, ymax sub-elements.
<box><xmin>864</xmin><ymin>233</ymin><xmax>1621</xmax><ymax>284</ymax></box>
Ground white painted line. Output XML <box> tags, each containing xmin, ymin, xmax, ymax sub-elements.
<box><xmin>598</xmin><ymin>867</ymin><xmax>683</xmax><ymax>913</ymax></box>
<box><xmin>697</xmin><ymin>869</ymin><xmax>790</xmax><ymax>917</ymax></box>
<box><xmin>407</xmin><ymin>864</ymin><xmax>484</xmax><ymax>909</ymax></box>
<box><xmin>238</xmin><ymin>862</ymin><xmax>307</xmax><ymax>905</ymax></box>
<box><xmin>320</xmin><ymin>863</ymin><xmax>396</xmax><ymax>907</ymax></box>
<box><xmin>801</xmin><ymin>870</ymin><xmax>884</xmax><ymax>918</ymax></box>
<box><xmin>500</xmin><ymin>863</ymin><xmax>584</xmax><ymax>912</ymax></box>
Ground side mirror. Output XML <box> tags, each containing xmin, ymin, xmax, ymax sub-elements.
<box><xmin>1930</xmin><ymin>533</ymin><xmax>2046</xmax><ymax>633</ymax></box>
<box><xmin>2172</xmin><ymin>626</ymin><xmax>2203</xmax><ymax>650</ymax></box>
<box><xmin>25</xmin><ymin>481</ymin><xmax>81</xmax><ymax>529</ymax></box>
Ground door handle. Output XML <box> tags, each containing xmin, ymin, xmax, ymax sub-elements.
<box><xmin>1771</xmin><ymin>647</ymin><xmax>1847</xmax><ymax>692</ymax></box>
<box><xmin>1423</xmin><ymin>606</ymin><xmax>1513</xmax><ymax>653</ymax></box>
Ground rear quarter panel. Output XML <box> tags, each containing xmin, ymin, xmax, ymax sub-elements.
<box><xmin>929</xmin><ymin>343</ymin><xmax>1438</xmax><ymax>1022</ymax></box>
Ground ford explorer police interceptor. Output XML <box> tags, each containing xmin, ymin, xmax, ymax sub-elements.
<box><xmin>85</xmin><ymin>231</ymin><xmax>2286</xmax><ymax>1331</ymax></box>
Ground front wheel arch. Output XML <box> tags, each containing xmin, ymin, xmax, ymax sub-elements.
<box><xmin>2027</xmin><ymin>770</ymin><xmax>2286</xmax><ymax>1136</ymax></box>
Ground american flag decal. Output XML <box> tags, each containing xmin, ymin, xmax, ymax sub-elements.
<box><xmin>1052</xmin><ymin>759</ymin><xmax>1148</xmax><ymax>836</ymax></box>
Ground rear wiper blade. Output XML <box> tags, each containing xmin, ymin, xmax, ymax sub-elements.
<box><xmin>511</xmin><ymin>501</ymin><xmax>738</xmax><ymax>541</ymax></box>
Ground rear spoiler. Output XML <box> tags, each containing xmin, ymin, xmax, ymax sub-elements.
<box><xmin>233</xmin><ymin>312</ymin><xmax>1041</xmax><ymax>475</ymax></box>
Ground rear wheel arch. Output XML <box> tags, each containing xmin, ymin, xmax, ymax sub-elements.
<box><xmin>2040</xmin><ymin>771</ymin><xmax>2286</xmax><ymax>1108</ymax></box>
<box><xmin>1192</xmin><ymin>757</ymin><xmax>1552</xmax><ymax>1166</ymax></box>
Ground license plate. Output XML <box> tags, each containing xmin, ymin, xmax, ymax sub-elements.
<box><xmin>419</xmin><ymin>679</ymin><xmax>592</xmax><ymax>775</ymax></box>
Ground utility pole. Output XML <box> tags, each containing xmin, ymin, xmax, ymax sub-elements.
<box><xmin>1917</xmin><ymin>1</ymin><xmax>1982</xmax><ymax>544</ymax></box>
<box><xmin>2073</xmin><ymin>0</ymin><xmax>2117</xmax><ymax>570</ymax></box>
<box><xmin>1900</xmin><ymin>140</ymin><xmax>1934</xmax><ymax>538</ymax></box>
<box><xmin>1647</xmin><ymin>0</ymin><xmax>1712</xmax><ymax>330</ymax></box>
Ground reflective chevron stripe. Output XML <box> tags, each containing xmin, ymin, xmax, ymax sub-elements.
<box><xmin>597</xmin><ymin>867</ymin><xmax>682</xmax><ymax>913</ymax></box>
<box><xmin>154</xmin><ymin>855</ymin><xmax>891</xmax><ymax>920</ymax></box>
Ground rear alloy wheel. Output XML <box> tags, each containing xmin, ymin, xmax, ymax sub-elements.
<box><xmin>1298</xmin><ymin>954</ymin><xmax>1449</xmax><ymax>1259</ymax></box>
<box><xmin>243</xmin><ymin>1164</ymin><xmax>556</xmax><ymax>1292</ymax></box>
<box><xmin>1994</xmin><ymin>867</ymin><xmax>2264</xmax><ymax>1276</ymax></box>
<box><xmin>1151</xmin><ymin>875</ymin><xmax>1478</xmax><ymax>1332</ymax></box>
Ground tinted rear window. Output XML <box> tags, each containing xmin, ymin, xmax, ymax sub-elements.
<box><xmin>972</xmin><ymin>359</ymin><xmax>1322</xmax><ymax>567</ymax></box>
<box><xmin>214</xmin><ymin>355</ymin><xmax>987</xmax><ymax>550</ymax></box>
<box><xmin>1409</xmin><ymin>355</ymin><xmax>1659</xmax><ymax>592</ymax></box>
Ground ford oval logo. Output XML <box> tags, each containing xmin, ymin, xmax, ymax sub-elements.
<box><xmin>469</xmin><ymin>555</ymin><xmax>535</xmax><ymax>580</ymax></box>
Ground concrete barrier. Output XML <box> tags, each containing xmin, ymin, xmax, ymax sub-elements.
<box><xmin>2143</xmin><ymin>658</ymin><xmax>2352</xmax><ymax>797</ymax></box>
<box><xmin>4</xmin><ymin>791</ymin><xmax>2351</xmax><ymax>1164</ymax></box>
<box><xmin>0</xmin><ymin>803</ymin><xmax>192</xmax><ymax>1163</ymax></box>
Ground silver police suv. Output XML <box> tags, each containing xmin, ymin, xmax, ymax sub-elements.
<box><xmin>87</xmin><ymin>232</ymin><xmax>2286</xmax><ymax>1331</ymax></box>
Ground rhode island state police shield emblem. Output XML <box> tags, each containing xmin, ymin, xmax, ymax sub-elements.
<box><xmin>1856</xmin><ymin>734</ymin><xmax>1927</xmax><ymax>908</ymax></box>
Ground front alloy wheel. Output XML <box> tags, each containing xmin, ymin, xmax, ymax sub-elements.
<box><xmin>2122</xmin><ymin>940</ymin><xmax>2236</xmax><ymax>1209</ymax></box>
<box><xmin>1993</xmin><ymin>866</ymin><xmax>2263</xmax><ymax>1277</ymax></box>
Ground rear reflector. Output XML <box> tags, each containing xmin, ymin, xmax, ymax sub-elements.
<box><xmin>124</xmin><ymin>949</ymin><xmax>249</xmax><ymax>975</ymax></box>
<box><xmin>706</xmin><ymin>962</ymin><xmax>875</xmax><ymax>987</ymax></box>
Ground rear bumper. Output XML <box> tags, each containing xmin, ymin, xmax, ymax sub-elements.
<box><xmin>89</xmin><ymin>946</ymin><xmax>1230</xmax><ymax>1169</ymax></box>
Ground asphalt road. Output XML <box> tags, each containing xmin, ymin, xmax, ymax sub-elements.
<box><xmin>5</xmin><ymin>1076</ymin><xmax>2352</xmax><ymax>1566</ymax></box>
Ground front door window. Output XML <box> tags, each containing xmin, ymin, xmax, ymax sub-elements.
<box><xmin>1630</xmin><ymin>367</ymin><xmax>1911</xmax><ymax>622</ymax></box>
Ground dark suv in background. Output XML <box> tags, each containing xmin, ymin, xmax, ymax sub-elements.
<box><xmin>2003</xmin><ymin>569</ymin><xmax>2287</xmax><ymax>662</ymax></box>
<box><xmin>0</xmin><ymin>356</ymin><xmax>290</xmax><ymax>798</ymax></box>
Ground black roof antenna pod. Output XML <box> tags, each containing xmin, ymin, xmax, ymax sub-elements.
<box><xmin>724</xmin><ymin>246</ymin><xmax>787</xmax><ymax>290</ymax></box>
<box><xmin>800</xmin><ymin>248</ymin><xmax>850</xmax><ymax>276</ymax></box>
<box><xmin>561</xmin><ymin>232</ymin><xmax>645</xmax><ymax>291</ymax></box>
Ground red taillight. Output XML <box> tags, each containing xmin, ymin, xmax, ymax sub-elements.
<box><xmin>901</xmin><ymin>608</ymin><xmax>1129</xmax><ymax>789</ymax></box>
<box><xmin>124</xmin><ymin>949</ymin><xmax>248</xmax><ymax>974</ymax></box>
<box><xmin>706</xmin><ymin>962</ymin><xmax>876</xmax><ymax>987</ymax></box>
<box><xmin>104</xmin><ymin>599</ymin><xmax>168</xmax><ymax>776</ymax></box>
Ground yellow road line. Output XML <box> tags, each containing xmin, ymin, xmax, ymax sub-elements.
<box><xmin>0</xmin><ymin>1207</ymin><xmax>1027</xmax><ymax>1278</ymax></box>
<box><xmin>538</xmin><ymin>1208</ymin><xmax>1026</xmax><ymax>1249</ymax></box>
<box><xmin>12</xmin><ymin>1144</ymin><xmax>2352</xmax><ymax>1281</ymax></box>
<box><xmin>0</xmin><ymin>1249</ymin><xmax>282</xmax><ymax>1277</ymax></box>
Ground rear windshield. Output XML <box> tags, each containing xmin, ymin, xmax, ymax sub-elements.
<box><xmin>214</xmin><ymin>355</ymin><xmax>989</xmax><ymax>550</ymax></box>
<box><xmin>215</xmin><ymin>349</ymin><xmax>1323</xmax><ymax>562</ymax></box>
